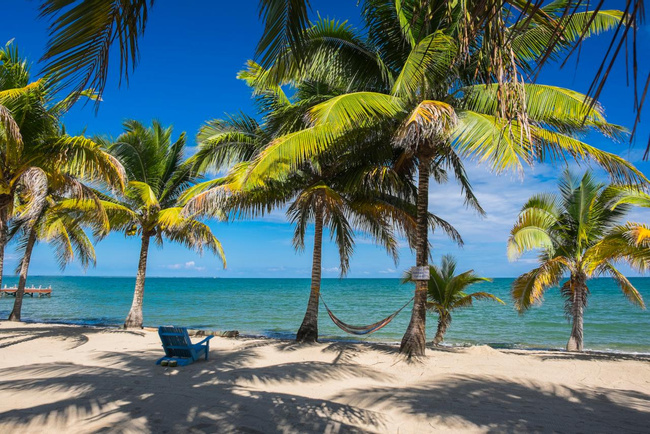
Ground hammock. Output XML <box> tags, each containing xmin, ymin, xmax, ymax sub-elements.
<box><xmin>320</xmin><ymin>295</ymin><xmax>414</xmax><ymax>335</ymax></box>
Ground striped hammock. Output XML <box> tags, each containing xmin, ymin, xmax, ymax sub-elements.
<box><xmin>320</xmin><ymin>295</ymin><xmax>414</xmax><ymax>335</ymax></box>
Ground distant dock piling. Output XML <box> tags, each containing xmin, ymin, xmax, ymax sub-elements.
<box><xmin>0</xmin><ymin>285</ymin><xmax>52</xmax><ymax>298</ymax></box>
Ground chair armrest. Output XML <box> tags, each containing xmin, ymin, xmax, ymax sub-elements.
<box><xmin>196</xmin><ymin>335</ymin><xmax>214</xmax><ymax>346</ymax></box>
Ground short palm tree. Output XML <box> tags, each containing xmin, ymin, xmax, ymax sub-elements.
<box><xmin>404</xmin><ymin>255</ymin><xmax>502</xmax><ymax>344</ymax></box>
<box><xmin>103</xmin><ymin>120</ymin><xmax>225</xmax><ymax>329</ymax></box>
<box><xmin>508</xmin><ymin>170</ymin><xmax>649</xmax><ymax>351</ymax></box>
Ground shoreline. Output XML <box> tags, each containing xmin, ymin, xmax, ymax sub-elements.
<box><xmin>7</xmin><ymin>318</ymin><xmax>650</xmax><ymax>360</ymax></box>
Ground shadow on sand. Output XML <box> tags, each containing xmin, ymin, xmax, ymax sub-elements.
<box><xmin>1</xmin><ymin>325</ymin><xmax>649</xmax><ymax>433</ymax></box>
<box><xmin>333</xmin><ymin>375</ymin><xmax>650</xmax><ymax>433</ymax></box>
<box><xmin>0</xmin><ymin>325</ymin><xmax>143</xmax><ymax>350</ymax></box>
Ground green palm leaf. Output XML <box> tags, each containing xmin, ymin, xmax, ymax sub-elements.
<box><xmin>391</xmin><ymin>31</ymin><xmax>456</xmax><ymax>98</ymax></box>
<box><xmin>40</xmin><ymin>0</ymin><xmax>152</xmax><ymax>102</ymax></box>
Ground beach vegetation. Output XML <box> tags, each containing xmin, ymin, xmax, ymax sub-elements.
<box><xmin>404</xmin><ymin>255</ymin><xmax>502</xmax><ymax>345</ymax></box>
<box><xmin>182</xmin><ymin>64</ymin><xmax>463</xmax><ymax>343</ymax></box>
<box><xmin>8</xmin><ymin>179</ymin><xmax>109</xmax><ymax>321</ymax></box>
<box><xmin>100</xmin><ymin>120</ymin><xmax>225</xmax><ymax>329</ymax></box>
<box><xmin>232</xmin><ymin>4</ymin><xmax>643</xmax><ymax>357</ymax></box>
<box><xmin>508</xmin><ymin>170</ymin><xmax>649</xmax><ymax>351</ymax></box>
<box><xmin>0</xmin><ymin>41</ymin><xmax>126</xmax><ymax>320</ymax></box>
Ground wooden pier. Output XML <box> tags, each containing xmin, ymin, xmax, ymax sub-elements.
<box><xmin>0</xmin><ymin>286</ymin><xmax>52</xmax><ymax>298</ymax></box>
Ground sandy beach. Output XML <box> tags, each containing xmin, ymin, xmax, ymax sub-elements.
<box><xmin>1</xmin><ymin>322</ymin><xmax>649</xmax><ymax>433</ymax></box>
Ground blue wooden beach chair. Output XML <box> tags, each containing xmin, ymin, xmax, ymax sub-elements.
<box><xmin>156</xmin><ymin>326</ymin><xmax>213</xmax><ymax>367</ymax></box>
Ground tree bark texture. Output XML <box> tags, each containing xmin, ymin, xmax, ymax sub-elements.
<box><xmin>400</xmin><ymin>157</ymin><xmax>431</xmax><ymax>357</ymax></box>
<box><xmin>566</xmin><ymin>274</ymin><xmax>587</xmax><ymax>352</ymax></box>
<box><xmin>124</xmin><ymin>234</ymin><xmax>151</xmax><ymax>329</ymax></box>
<box><xmin>0</xmin><ymin>206</ymin><xmax>8</xmax><ymax>291</ymax></box>
<box><xmin>433</xmin><ymin>316</ymin><xmax>449</xmax><ymax>345</ymax></box>
<box><xmin>8</xmin><ymin>227</ymin><xmax>37</xmax><ymax>321</ymax></box>
<box><xmin>296</xmin><ymin>204</ymin><xmax>324</xmax><ymax>343</ymax></box>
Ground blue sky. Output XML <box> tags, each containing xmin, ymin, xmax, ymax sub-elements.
<box><xmin>2</xmin><ymin>1</ymin><xmax>649</xmax><ymax>278</ymax></box>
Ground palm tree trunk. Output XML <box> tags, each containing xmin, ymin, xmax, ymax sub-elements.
<box><xmin>433</xmin><ymin>315</ymin><xmax>449</xmax><ymax>345</ymax></box>
<box><xmin>296</xmin><ymin>203</ymin><xmax>324</xmax><ymax>343</ymax></box>
<box><xmin>567</xmin><ymin>274</ymin><xmax>587</xmax><ymax>352</ymax></box>
<box><xmin>8</xmin><ymin>227</ymin><xmax>37</xmax><ymax>321</ymax></box>
<box><xmin>0</xmin><ymin>206</ymin><xmax>8</xmax><ymax>290</ymax></box>
<box><xmin>400</xmin><ymin>157</ymin><xmax>431</xmax><ymax>357</ymax></box>
<box><xmin>124</xmin><ymin>233</ymin><xmax>151</xmax><ymax>329</ymax></box>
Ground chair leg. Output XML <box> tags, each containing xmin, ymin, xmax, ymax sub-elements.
<box><xmin>205</xmin><ymin>343</ymin><xmax>209</xmax><ymax>360</ymax></box>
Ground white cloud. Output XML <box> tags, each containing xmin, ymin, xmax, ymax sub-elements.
<box><xmin>322</xmin><ymin>266</ymin><xmax>340</xmax><ymax>273</ymax></box>
<box><xmin>164</xmin><ymin>261</ymin><xmax>206</xmax><ymax>272</ymax></box>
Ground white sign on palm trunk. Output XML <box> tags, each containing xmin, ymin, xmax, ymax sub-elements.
<box><xmin>410</xmin><ymin>266</ymin><xmax>430</xmax><ymax>281</ymax></box>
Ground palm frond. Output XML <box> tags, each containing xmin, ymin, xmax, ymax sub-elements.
<box><xmin>156</xmin><ymin>207</ymin><xmax>226</xmax><ymax>267</ymax></box>
<box><xmin>391</xmin><ymin>31</ymin><xmax>456</xmax><ymax>98</ymax></box>
<box><xmin>512</xmin><ymin>257</ymin><xmax>568</xmax><ymax>312</ymax></box>
<box><xmin>40</xmin><ymin>0</ymin><xmax>152</xmax><ymax>103</ymax></box>
<box><xmin>126</xmin><ymin>181</ymin><xmax>159</xmax><ymax>209</ymax></box>
<box><xmin>508</xmin><ymin>193</ymin><xmax>561</xmax><ymax>260</ymax></box>
<box><xmin>512</xmin><ymin>10</ymin><xmax>625</xmax><ymax>63</ymax></box>
<box><xmin>0</xmin><ymin>103</ymin><xmax>22</xmax><ymax>149</ymax></box>
<box><xmin>308</xmin><ymin>91</ymin><xmax>404</xmax><ymax>130</ymax></box>
<box><xmin>256</xmin><ymin>0</ymin><xmax>311</xmax><ymax>68</ymax></box>
<box><xmin>597</xmin><ymin>262</ymin><xmax>645</xmax><ymax>308</ymax></box>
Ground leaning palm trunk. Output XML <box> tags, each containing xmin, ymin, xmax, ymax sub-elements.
<box><xmin>296</xmin><ymin>205</ymin><xmax>324</xmax><ymax>343</ymax></box>
<box><xmin>400</xmin><ymin>157</ymin><xmax>431</xmax><ymax>357</ymax></box>
<box><xmin>8</xmin><ymin>227</ymin><xmax>37</xmax><ymax>321</ymax></box>
<box><xmin>0</xmin><ymin>207</ymin><xmax>8</xmax><ymax>290</ymax></box>
<box><xmin>124</xmin><ymin>234</ymin><xmax>151</xmax><ymax>329</ymax></box>
<box><xmin>566</xmin><ymin>275</ymin><xmax>587</xmax><ymax>352</ymax></box>
<box><xmin>433</xmin><ymin>315</ymin><xmax>450</xmax><ymax>345</ymax></box>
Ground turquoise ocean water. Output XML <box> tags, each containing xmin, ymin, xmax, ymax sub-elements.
<box><xmin>1</xmin><ymin>276</ymin><xmax>649</xmax><ymax>353</ymax></box>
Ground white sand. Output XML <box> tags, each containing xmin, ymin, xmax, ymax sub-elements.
<box><xmin>1</xmin><ymin>322</ymin><xmax>649</xmax><ymax>433</ymax></box>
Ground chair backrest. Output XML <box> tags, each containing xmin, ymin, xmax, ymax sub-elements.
<box><xmin>158</xmin><ymin>326</ymin><xmax>195</xmax><ymax>359</ymax></box>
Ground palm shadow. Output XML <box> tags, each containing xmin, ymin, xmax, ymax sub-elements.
<box><xmin>0</xmin><ymin>336</ymin><xmax>388</xmax><ymax>432</ymax></box>
<box><xmin>334</xmin><ymin>375</ymin><xmax>650</xmax><ymax>433</ymax></box>
<box><xmin>535</xmin><ymin>350</ymin><xmax>650</xmax><ymax>363</ymax></box>
<box><xmin>0</xmin><ymin>324</ymin><xmax>143</xmax><ymax>350</ymax></box>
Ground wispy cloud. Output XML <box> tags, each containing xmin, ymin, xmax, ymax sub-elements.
<box><xmin>164</xmin><ymin>261</ymin><xmax>206</xmax><ymax>272</ymax></box>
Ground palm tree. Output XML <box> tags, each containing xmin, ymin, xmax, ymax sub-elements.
<box><xmin>102</xmin><ymin>120</ymin><xmax>225</xmax><ymax>329</ymax></box>
<box><xmin>404</xmin><ymin>255</ymin><xmax>502</xmax><ymax>345</ymax></box>
<box><xmin>0</xmin><ymin>41</ymin><xmax>125</xmax><ymax>293</ymax></box>
<box><xmin>183</xmin><ymin>62</ymin><xmax>470</xmax><ymax>342</ymax></box>
<box><xmin>184</xmin><ymin>114</ymin><xmax>446</xmax><ymax>343</ymax></box>
<box><xmin>189</xmin><ymin>138</ymin><xmax>465</xmax><ymax>344</ymax></box>
<box><xmin>237</xmin><ymin>6</ymin><xmax>644</xmax><ymax>357</ymax></box>
<box><xmin>508</xmin><ymin>170</ymin><xmax>649</xmax><ymax>352</ymax></box>
<box><xmin>8</xmin><ymin>184</ymin><xmax>107</xmax><ymax>321</ymax></box>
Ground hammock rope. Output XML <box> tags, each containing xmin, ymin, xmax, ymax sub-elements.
<box><xmin>320</xmin><ymin>295</ymin><xmax>414</xmax><ymax>335</ymax></box>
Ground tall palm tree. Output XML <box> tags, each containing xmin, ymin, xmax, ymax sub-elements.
<box><xmin>188</xmin><ymin>130</ymin><xmax>465</xmax><ymax>343</ymax></box>
<box><xmin>404</xmin><ymin>255</ymin><xmax>502</xmax><ymax>344</ymax></box>
<box><xmin>8</xmin><ymin>183</ymin><xmax>107</xmax><ymax>321</ymax></box>
<box><xmin>508</xmin><ymin>170</ymin><xmax>649</xmax><ymax>351</ymax></box>
<box><xmin>185</xmin><ymin>115</ymin><xmax>449</xmax><ymax>343</ymax></box>
<box><xmin>237</xmin><ymin>6</ymin><xmax>644</xmax><ymax>357</ymax></box>
<box><xmin>102</xmin><ymin>120</ymin><xmax>226</xmax><ymax>329</ymax></box>
<box><xmin>183</xmin><ymin>62</ymin><xmax>470</xmax><ymax>342</ymax></box>
<box><xmin>0</xmin><ymin>41</ymin><xmax>125</xmax><ymax>292</ymax></box>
